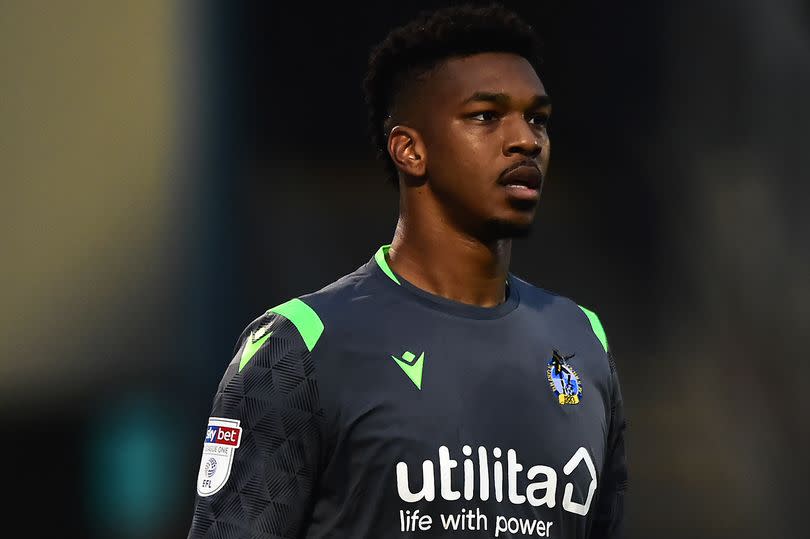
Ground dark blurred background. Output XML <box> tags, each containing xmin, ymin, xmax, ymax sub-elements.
<box><xmin>2</xmin><ymin>1</ymin><xmax>808</xmax><ymax>537</ymax></box>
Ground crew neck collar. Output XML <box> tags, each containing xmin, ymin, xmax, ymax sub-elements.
<box><xmin>370</xmin><ymin>244</ymin><xmax>520</xmax><ymax>320</ymax></box>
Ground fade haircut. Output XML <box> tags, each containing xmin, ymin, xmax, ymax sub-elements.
<box><xmin>362</xmin><ymin>3</ymin><xmax>544</xmax><ymax>188</ymax></box>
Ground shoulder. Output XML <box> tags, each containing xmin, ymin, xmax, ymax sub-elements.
<box><xmin>233</xmin><ymin>261</ymin><xmax>382</xmax><ymax>370</ymax></box>
<box><xmin>510</xmin><ymin>274</ymin><xmax>610</xmax><ymax>354</ymax></box>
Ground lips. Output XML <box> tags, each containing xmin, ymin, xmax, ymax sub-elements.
<box><xmin>498</xmin><ymin>164</ymin><xmax>543</xmax><ymax>190</ymax></box>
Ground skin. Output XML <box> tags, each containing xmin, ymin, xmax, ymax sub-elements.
<box><xmin>385</xmin><ymin>52</ymin><xmax>552</xmax><ymax>307</ymax></box>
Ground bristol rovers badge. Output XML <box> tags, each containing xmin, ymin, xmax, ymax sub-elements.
<box><xmin>546</xmin><ymin>350</ymin><xmax>582</xmax><ymax>405</ymax></box>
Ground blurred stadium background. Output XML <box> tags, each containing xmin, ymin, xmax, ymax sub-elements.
<box><xmin>2</xmin><ymin>1</ymin><xmax>808</xmax><ymax>537</ymax></box>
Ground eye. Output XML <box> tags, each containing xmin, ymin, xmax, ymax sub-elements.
<box><xmin>529</xmin><ymin>114</ymin><xmax>550</xmax><ymax>127</ymax></box>
<box><xmin>527</xmin><ymin>112</ymin><xmax>550</xmax><ymax>127</ymax></box>
<box><xmin>470</xmin><ymin>111</ymin><xmax>499</xmax><ymax>122</ymax></box>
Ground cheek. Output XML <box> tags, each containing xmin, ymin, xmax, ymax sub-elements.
<box><xmin>539</xmin><ymin>137</ymin><xmax>551</xmax><ymax>170</ymax></box>
<box><xmin>423</xmin><ymin>121</ymin><xmax>503</xmax><ymax>199</ymax></box>
<box><xmin>427</xmin><ymin>130</ymin><xmax>474</xmax><ymax>177</ymax></box>
<box><xmin>440</xmin><ymin>127</ymin><xmax>500</xmax><ymax>175</ymax></box>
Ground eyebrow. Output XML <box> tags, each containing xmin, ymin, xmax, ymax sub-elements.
<box><xmin>461</xmin><ymin>92</ymin><xmax>552</xmax><ymax>109</ymax></box>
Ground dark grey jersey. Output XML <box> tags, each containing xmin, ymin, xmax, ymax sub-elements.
<box><xmin>188</xmin><ymin>245</ymin><xmax>628</xmax><ymax>538</ymax></box>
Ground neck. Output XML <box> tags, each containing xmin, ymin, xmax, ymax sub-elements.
<box><xmin>386</xmin><ymin>194</ymin><xmax>512</xmax><ymax>307</ymax></box>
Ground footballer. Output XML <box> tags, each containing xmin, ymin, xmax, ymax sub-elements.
<box><xmin>188</xmin><ymin>4</ymin><xmax>628</xmax><ymax>538</ymax></box>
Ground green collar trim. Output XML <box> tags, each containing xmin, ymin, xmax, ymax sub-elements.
<box><xmin>374</xmin><ymin>244</ymin><xmax>401</xmax><ymax>285</ymax></box>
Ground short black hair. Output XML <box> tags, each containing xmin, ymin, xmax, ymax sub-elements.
<box><xmin>362</xmin><ymin>3</ymin><xmax>544</xmax><ymax>187</ymax></box>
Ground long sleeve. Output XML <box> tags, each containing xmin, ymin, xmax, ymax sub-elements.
<box><xmin>188</xmin><ymin>311</ymin><xmax>325</xmax><ymax>538</ymax></box>
<box><xmin>589</xmin><ymin>350</ymin><xmax>628</xmax><ymax>538</ymax></box>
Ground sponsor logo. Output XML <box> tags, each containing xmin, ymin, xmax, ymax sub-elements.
<box><xmin>391</xmin><ymin>350</ymin><xmax>425</xmax><ymax>390</ymax></box>
<box><xmin>547</xmin><ymin>350</ymin><xmax>582</xmax><ymax>405</ymax></box>
<box><xmin>196</xmin><ymin>417</ymin><xmax>243</xmax><ymax>497</ymax></box>
<box><xmin>396</xmin><ymin>445</ymin><xmax>597</xmax><ymax>516</ymax></box>
<box><xmin>204</xmin><ymin>424</ymin><xmax>242</xmax><ymax>446</ymax></box>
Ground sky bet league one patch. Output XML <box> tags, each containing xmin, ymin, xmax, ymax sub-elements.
<box><xmin>196</xmin><ymin>417</ymin><xmax>243</xmax><ymax>497</ymax></box>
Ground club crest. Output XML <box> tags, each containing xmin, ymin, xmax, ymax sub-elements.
<box><xmin>547</xmin><ymin>350</ymin><xmax>582</xmax><ymax>405</ymax></box>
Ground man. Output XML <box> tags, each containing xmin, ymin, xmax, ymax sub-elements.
<box><xmin>188</xmin><ymin>4</ymin><xmax>627</xmax><ymax>538</ymax></box>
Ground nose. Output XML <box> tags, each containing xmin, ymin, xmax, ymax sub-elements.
<box><xmin>503</xmin><ymin>115</ymin><xmax>542</xmax><ymax>158</ymax></box>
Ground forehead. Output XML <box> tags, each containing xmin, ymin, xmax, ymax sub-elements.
<box><xmin>426</xmin><ymin>52</ymin><xmax>546</xmax><ymax>105</ymax></box>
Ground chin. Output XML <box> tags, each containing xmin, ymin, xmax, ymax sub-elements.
<box><xmin>482</xmin><ymin>216</ymin><xmax>535</xmax><ymax>240</ymax></box>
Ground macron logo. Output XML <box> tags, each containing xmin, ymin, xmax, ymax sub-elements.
<box><xmin>391</xmin><ymin>350</ymin><xmax>425</xmax><ymax>390</ymax></box>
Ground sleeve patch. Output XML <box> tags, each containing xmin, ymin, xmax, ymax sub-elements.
<box><xmin>196</xmin><ymin>417</ymin><xmax>242</xmax><ymax>497</ymax></box>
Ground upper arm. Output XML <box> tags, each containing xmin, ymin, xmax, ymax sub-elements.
<box><xmin>188</xmin><ymin>306</ymin><xmax>326</xmax><ymax>538</ymax></box>
<box><xmin>577</xmin><ymin>304</ymin><xmax>627</xmax><ymax>538</ymax></box>
<box><xmin>590</xmin><ymin>350</ymin><xmax>628</xmax><ymax>538</ymax></box>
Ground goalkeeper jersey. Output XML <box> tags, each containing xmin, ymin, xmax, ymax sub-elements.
<box><xmin>188</xmin><ymin>245</ymin><xmax>627</xmax><ymax>538</ymax></box>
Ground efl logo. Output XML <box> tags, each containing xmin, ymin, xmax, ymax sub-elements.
<box><xmin>205</xmin><ymin>424</ymin><xmax>242</xmax><ymax>447</ymax></box>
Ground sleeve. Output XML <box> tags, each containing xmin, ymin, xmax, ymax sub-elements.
<box><xmin>188</xmin><ymin>309</ymin><xmax>325</xmax><ymax>539</ymax></box>
<box><xmin>589</xmin><ymin>350</ymin><xmax>628</xmax><ymax>539</ymax></box>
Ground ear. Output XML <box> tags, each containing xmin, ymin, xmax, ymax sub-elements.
<box><xmin>387</xmin><ymin>125</ymin><xmax>426</xmax><ymax>177</ymax></box>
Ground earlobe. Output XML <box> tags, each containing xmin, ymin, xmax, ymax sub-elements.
<box><xmin>388</xmin><ymin>125</ymin><xmax>426</xmax><ymax>177</ymax></box>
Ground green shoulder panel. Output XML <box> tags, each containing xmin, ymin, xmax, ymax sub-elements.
<box><xmin>238</xmin><ymin>298</ymin><xmax>324</xmax><ymax>373</ymax></box>
<box><xmin>578</xmin><ymin>304</ymin><xmax>609</xmax><ymax>353</ymax></box>
<box><xmin>268</xmin><ymin>298</ymin><xmax>324</xmax><ymax>352</ymax></box>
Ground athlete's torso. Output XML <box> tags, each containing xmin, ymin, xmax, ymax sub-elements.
<box><xmin>189</xmin><ymin>245</ymin><xmax>623</xmax><ymax>539</ymax></box>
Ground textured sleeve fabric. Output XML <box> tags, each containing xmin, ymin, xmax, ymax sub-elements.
<box><xmin>188</xmin><ymin>312</ymin><xmax>325</xmax><ymax>539</ymax></box>
<box><xmin>589</xmin><ymin>351</ymin><xmax>628</xmax><ymax>539</ymax></box>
